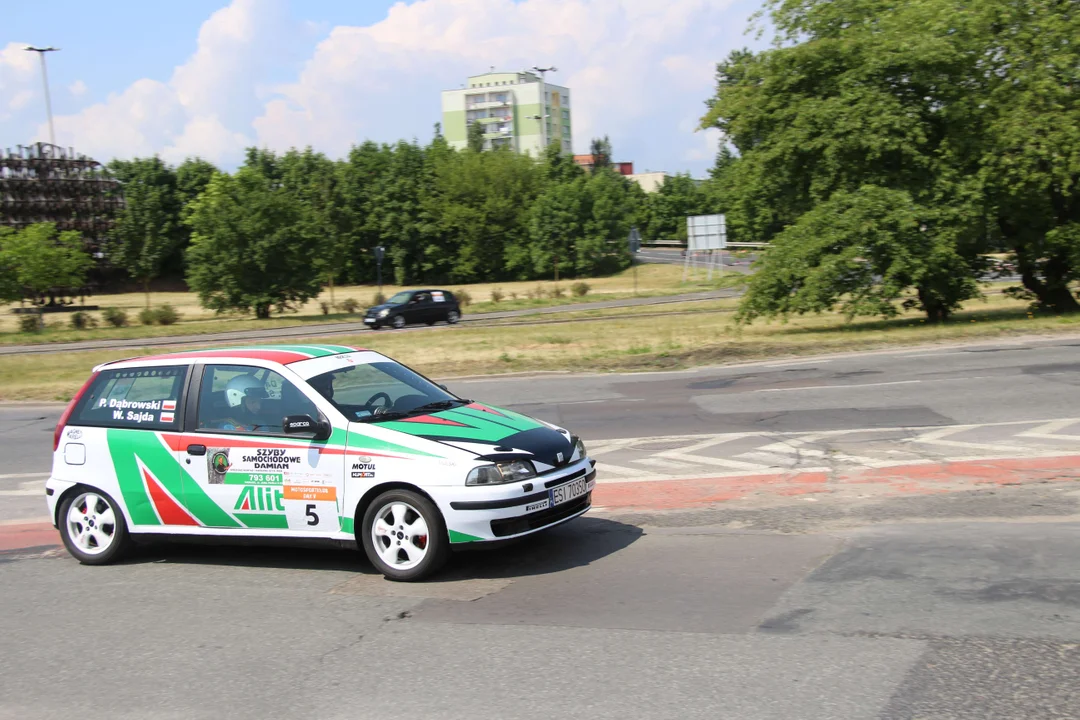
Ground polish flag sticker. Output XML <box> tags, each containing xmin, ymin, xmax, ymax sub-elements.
<box><xmin>160</xmin><ymin>412</ymin><xmax>175</xmax><ymax>423</ymax></box>
<box><xmin>162</xmin><ymin>400</ymin><xmax>177</xmax><ymax>411</ymax></box>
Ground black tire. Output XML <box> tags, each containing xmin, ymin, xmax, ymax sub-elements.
<box><xmin>370</xmin><ymin>323</ymin><xmax>382</xmax><ymax>330</ymax></box>
<box><xmin>391</xmin><ymin>315</ymin><xmax>406</xmax><ymax>329</ymax></box>
<box><xmin>58</xmin><ymin>487</ymin><xmax>130</xmax><ymax>565</ymax></box>
<box><xmin>447</xmin><ymin>310</ymin><xmax>461</xmax><ymax>324</ymax></box>
<box><xmin>360</xmin><ymin>489</ymin><xmax>449</xmax><ymax>581</ymax></box>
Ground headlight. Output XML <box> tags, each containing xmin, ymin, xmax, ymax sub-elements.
<box><xmin>466</xmin><ymin>460</ymin><xmax>536</xmax><ymax>486</ymax></box>
<box><xmin>377</xmin><ymin>309</ymin><xmax>390</xmax><ymax>318</ymax></box>
<box><xmin>570</xmin><ymin>436</ymin><xmax>587</xmax><ymax>462</ymax></box>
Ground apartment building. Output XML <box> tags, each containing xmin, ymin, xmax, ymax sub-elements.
<box><xmin>441</xmin><ymin>70</ymin><xmax>573</xmax><ymax>155</ymax></box>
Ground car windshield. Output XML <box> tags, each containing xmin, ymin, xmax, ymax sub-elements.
<box><xmin>387</xmin><ymin>291</ymin><xmax>412</xmax><ymax>304</ymax></box>
<box><xmin>308</xmin><ymin>360</ymin><xmax>464</xmax><ymax>422</ymax></box>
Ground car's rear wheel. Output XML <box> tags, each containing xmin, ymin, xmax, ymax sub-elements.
<box><xmin>361</xmin><ymin>490</ymin><xmax>449</xmax><ymax>581</ymax></box>
<box><xmin>447</xmin><ymin>310</ymin><xmax>460</xmax><ymax>324</ymax></box>
<box><xmin>58</xmin><ymin>488</ymin><xmax>130</xmax><ymax>565</ymax></box>
<box><xmin>392</xmin><ymin>315</ymin><xmax>406</xmax><ymax>329</ymax></box>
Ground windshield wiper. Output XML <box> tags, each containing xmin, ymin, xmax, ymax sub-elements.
<box><xmin>409</xmin><ymin>400</ymin><xmax>461</xmax><ymax>413</ymax></box>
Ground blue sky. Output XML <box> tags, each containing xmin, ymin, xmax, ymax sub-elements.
<box><xmin>2</xmin><ymin>0</ymin><xmax>763</xmax><ymax>175</ymax></box>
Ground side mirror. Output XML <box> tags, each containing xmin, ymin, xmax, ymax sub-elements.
<box><xmin>283</xmin><ymin>414</ymin><xmax>331</xmax><ymax>441</ymax></box>
<box><xmin>437</xmin><ymin>384</ymin><xmax>448</xmax><ymax>392</ymax></box>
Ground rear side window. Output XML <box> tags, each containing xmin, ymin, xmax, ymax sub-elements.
<box><xmin>73</xmin><ymin>365</ymin><xmax>189</xmax><ymax>430</ymax></box>
<box><xmin>432</xmin><ymin>290</ymin><xmax>451</xmax><ymax>304</ymax></box>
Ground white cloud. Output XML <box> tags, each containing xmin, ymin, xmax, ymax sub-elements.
<box><xmin>0</xmin><ymin>42</ymin><xmax>39</xmax><ymax>120</ymax></box>
<box><xmin>13</xmin><ymin>0</ymin><xmax>756</xmax><ymax>174</ymax></box>
<box><xmin>252</xmin><ymin>0</ymin><xmax>742</xmax><ymax>173</ymax></box>
<box><xmin>69</xmin><ymin>80</ymin><xmax>88</xmax><ymax>97</ymax></box>
<box><xmin>42</xmin><ymin>0</ymin><xmax>289</xmax><ymax>164</ymax></box>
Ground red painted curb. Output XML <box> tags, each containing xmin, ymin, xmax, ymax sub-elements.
<box><xmin>593</xmin><ymin>454</ymin><xmax>1080</xmax><ymax>511</ymax></box>
<box><xmin>0</xmin><ymin>523</ymin><xmax>59</xmax><ymax>553</ymax></box>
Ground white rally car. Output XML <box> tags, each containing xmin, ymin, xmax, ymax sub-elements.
<box><xmin>46</xmin><ymin>344</ymin><xmax>595</xmax><ymax>580</ymax></box>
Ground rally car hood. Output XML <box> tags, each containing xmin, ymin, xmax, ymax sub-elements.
<box><xmin>379</xmin><ymin>402</ymin><xmax>575</xmax><ymax>470</ymax></box>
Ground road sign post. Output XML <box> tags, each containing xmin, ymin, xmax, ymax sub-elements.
<box><xmin>374</xmin><ymin>245</ymin><xmax>385</xmax><ymax>295</ymax></box>
<box><xmin>628</xmin><ymin>226</ymin><xmax>642</xmax><ymax>296</ymax></box>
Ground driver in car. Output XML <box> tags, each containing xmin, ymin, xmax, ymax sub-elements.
<box><xmin>214</xmin><ymin>375</ymin><xmax>275</xmax><ymax>431</ymax></box>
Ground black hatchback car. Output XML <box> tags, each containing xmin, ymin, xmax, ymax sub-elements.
<box><xmin>364</xmin><ymin>289</ymin><xmax>462</xmax><ymax>330</ymax></box>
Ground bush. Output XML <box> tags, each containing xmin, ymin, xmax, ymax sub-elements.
<box><xmin>319</xmin><ymin>300</ymin><xmax>331</xmax><ymax>316</ymax></box>
<box><xmin>341</xmin><ymin>298</ymin><xmax>360</xmax><ymax>314</ymax></box>
<box><xmin>138</xmin><ymin>308</ymin><xmax>156</xmax><ymax>326</ymax></box>
<box><xmin>490</xmin><ymin>286</ymin><xmax>505</xmax><ymax>303</ymax></box>
<box><xmin>509</xmin><ymin>291</ymin><xmax>518</xmax><ymax>300</ymax></box>
<box><xmin>69</xmin><ymin>311</ymin><xmax>97</xmax><ymax>330</ymax></box>
<box><xmin>456</xmin><ymin>289</ymin><xmax>472</xmax><ymax>307</ymax></box>
<box><xmin>18</xmin><ymin>314</ymin><xmax>42</xmax><ymax>333</ymax></box>
<box><xmin>551</xmin><ymin>285</ymin><xmax>565</xmax><ymax>299</ymax></box>
<box><xmin>372</xmin><ymin>291</ymin><xmax>387</xmax><ymax>306</ymax></box>
<box><xmin>528</xmin><ymin>285</ymin><xmax>546</xmax><ymax>300</ymax></box>
<box><xmin>571</xmin><ymin>281</ymin><xmax>591</xmax><ymax>297</ymax></box>
<box><xmin>101</xmin><ymin>307</ymin><xmax>128</xmax><ymax>328</ymax></box>
<box><xmin>153</xmin><ymin>304</ymin><xmax>180</xmax><ymax>326</ymax></box>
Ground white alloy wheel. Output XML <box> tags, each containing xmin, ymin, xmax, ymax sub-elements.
<box><xmin>447</xmin><ymin>310</ymin><xmax>460</xmax><ymax>324</ymax></box>
<box><xmin>392</xmin><ymin>315</ymin><xmax>406</xmax><ymax>329</ymax></box>
<box><xmin>66</xmin><ymin>492</ymin><xmax>118</xmax><ymax>556</ymax></box>
<box><xmin>371</xmin><ymin>501</ymin><xmax>429</xmax><ymax>570</ymax></box>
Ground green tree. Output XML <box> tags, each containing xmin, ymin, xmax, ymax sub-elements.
<box><xmin>108</xmin><ymin>157</ymin><xmax>182</xmax><ymax>306</ymax></box>
<box><xmin>589</xmin><ymin>136</ymin><xmax>613</xmax><ymax>170</ymax></box>
<box><xmin>737</xmin><ymin>186</ymin><xmax>979</xmax><ymax>323</ymax></box>
<box><xmin>700</xmin><ymin>0</ymin><xmax>995</xmax><ymax>321</ymax></box>
<box><xmin>642</xmin><ymin>174</ymin><xmax>711</xmax><ymax>245</ymax></box>
<box><xmin>278</xmin><ymin>148</ymin><xmax>348</xmax><ymax>306</ymax></box>
<box><xmin>0</xmin><ymin>224</ymin><xmax>93</xmax><ymax>308</ymax></box>
<box><xmin>186</xmin><ymin>168</ymin><xmax>322</xmax><ymax>318</ymax></box>
<box><xmin>467</xmin><ymin>121</ymin><xmax>485</xmax><ymax>153</ymax></box>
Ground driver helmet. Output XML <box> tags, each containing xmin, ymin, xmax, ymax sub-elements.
<box><xmin>225</xmin><ymin>375</ymin><xmax>266</xmax><ymax>409</ymax></box>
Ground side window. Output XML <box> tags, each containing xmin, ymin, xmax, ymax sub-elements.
<box><xmin>73</xmin><ymin>366</ymin><xmax>188</xmax><ymax>430</ymax></box>
<box><xmin>431</xmin><ymin>290</ymin><xmax>449</xmax><ymax>305</ymax></box>
<box><xmin>196</xmin><ymin>364</ymin><xmax>319</xmax><ymax>435</ymax></box>
<box><xmin>414</xmin><ymin>292</ymin><xmax>430</xmax><ymax>304</ymax></box>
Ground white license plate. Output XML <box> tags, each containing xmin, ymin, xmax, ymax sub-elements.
<box><xmin>550</xmin><ymin>477</ymin><xmax>589</xmax><ymax>506</ymax></box>
<box><xmin>363</xmin><ymin>318</ymin><xmax>376</xmax><ymax>323</ymax></box>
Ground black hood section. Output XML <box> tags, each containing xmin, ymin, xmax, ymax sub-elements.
<box><xmin>486</xmin><ymin>426</ymin><xmax>574</xmax><ymax>468</ymax></box>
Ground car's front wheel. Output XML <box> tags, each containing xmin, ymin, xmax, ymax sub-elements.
<box><xmin>361</xmin><ymin>489</ymin><xmax>449</xmax><ymax>581</ymax></box>
<box><xmin>391</xmin><ymin>315</ymin><xmax>406</xmax><ymax>329</ymax></box>
<box><xmin>58</xmin><ymin>488</ymin><xmax>130</xmax><ymax>565</ymax></box>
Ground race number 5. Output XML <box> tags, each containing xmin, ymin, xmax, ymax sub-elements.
<box><xmin>283</xmin><ymin>485</ymin><xmax>338</xmax><ymax>531</ymax></box>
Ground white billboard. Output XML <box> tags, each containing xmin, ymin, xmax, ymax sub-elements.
<box><xmin>687</xmin><ymin>214</ymin><xmax>726</xmax><ymax>251</ymax></box>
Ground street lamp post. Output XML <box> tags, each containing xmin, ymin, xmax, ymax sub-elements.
<box><xmin>25</xmin><ymin>46</ymin><xmax>59</xmax><ymax>146</ymax></box>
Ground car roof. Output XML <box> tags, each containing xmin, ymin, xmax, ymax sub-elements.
<box><xmin>100</xmin><ymin>344</ymin><xmax>364</xmax><ymax>369</ymax></box>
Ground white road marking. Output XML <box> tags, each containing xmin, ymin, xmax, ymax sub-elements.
<box><xmin>755</xmin><ymin>380</ymin><xmax>922</xmax><ymax>393</ymax></box>
<box><xmin>761</xmin><ymin>359</ymin><xmax>832</xmax><ymax>368</ymax></box>
<box><xmin>0</xmin><ymin>473</ymin><xmax>50</xmax><ymax>480</ymax></box>
<box><xmin>0</xmin><ymin>480</ymin><xmax>46</xmax><ymax>497</ymax></box>
<box><xmin>1017</xmin><ymin>419</ymin><xmax>1080</xmax><ymax>441</ymax></box>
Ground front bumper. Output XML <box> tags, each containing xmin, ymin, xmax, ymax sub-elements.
<box><xmin>431</xmin><ymin>458</ymin><xmax>596</xmax><ymax>543</ymax></box>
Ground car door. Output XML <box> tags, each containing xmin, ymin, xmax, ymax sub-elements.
<box><xmin>177</xmin><ymin>363</ymin><xmax>345</xmax><ymax>534</ymax></box>
<box><xmin>407</xmin><ymin>291</ymin><xmax>432</xmax><ymax>324</ymax></box>
<box><xmin>430</xmin><ymin>290</ymin><xmax>451</xmax><ymax>321</ymax></box>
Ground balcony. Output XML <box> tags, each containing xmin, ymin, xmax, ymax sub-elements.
<box><xmin>466</xmin><ymin>100</ymin><xmax>512</xmax><ymax>110</ymax></box>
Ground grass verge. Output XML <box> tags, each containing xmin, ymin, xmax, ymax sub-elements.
<box><xmin>2</xmin><ymin>292</ymin><xmax>1076</xmax><ymax>402</ymax></box>
<box><xmin>0</xmin><ymin>264</ymin><xmax>736</xmax><ymax>345</ymax></box>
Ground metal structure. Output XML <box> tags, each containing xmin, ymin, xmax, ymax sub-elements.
<box><xmin>0</xmin><ymin>142</ymin><xmax>124</xmax><ymax>262</ymax></box>
<box><xmin>683</xmin><ymin>213</ymin><xmax>727</xmax><ymax>281</ymax></box>
<box><xmin>24</xmin><ymin>47</ymin><xmax>60</xmax><ymax>146</ymax></box>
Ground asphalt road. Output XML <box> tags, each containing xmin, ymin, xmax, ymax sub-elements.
<box><xmin>3</xmin><ymin>335</ymin><xmax>1080</xmax><ymax>718</ymax></box>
